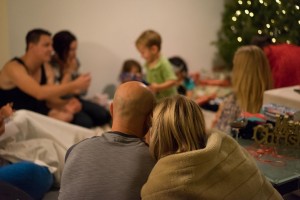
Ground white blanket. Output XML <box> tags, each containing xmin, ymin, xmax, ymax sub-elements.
<box><xmin>0</xmin><ymin>110</ymin><xmax>103</xmax><ymax>185</ymax></box>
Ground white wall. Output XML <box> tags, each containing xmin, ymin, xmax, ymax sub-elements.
<box><xmin>0</xmin><ymin>0</ymin><xmax>10</xmax><ymax>67</ymax></box>
<box><xmin>7</xmin><ymin>0</ymin><xmax>224</xmax><ymax>97</ymax></box>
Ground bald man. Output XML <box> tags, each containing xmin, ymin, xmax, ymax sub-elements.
<box><xmin>58</xmin><ymin>81</ymin><xmax>156</xmax><ymax>200</ymax></box>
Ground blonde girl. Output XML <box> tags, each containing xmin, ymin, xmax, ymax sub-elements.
<box><xmin>213</xmin><ymin>45</ymin><xmax>273</xmax><ymax>134</ymax></box>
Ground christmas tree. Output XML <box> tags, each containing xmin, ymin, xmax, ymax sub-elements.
<box><xmin>215</xmin><ymin>0</ymin><xmax>300</xmax><ymax>69</ymax></box>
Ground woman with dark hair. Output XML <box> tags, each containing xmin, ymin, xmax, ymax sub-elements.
<box><xmin>51</xmin><ymin>30</ymin><xmax>111</xmax><ymax>128</ymax></box>
<box><xmin>52</xmin><ymin>31</ymin><xmax>79</xmax><ymax>84</ymax></box>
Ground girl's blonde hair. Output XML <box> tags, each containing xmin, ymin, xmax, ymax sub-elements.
<box><xmin>149</xmin><ymin>95</ymin><xmax>207</xmax><ymax>160</ymax></box>
<box><xmin>232</xmin><ymin>45</ymin><xmax>273</xmax><ymax>113</ymax></box>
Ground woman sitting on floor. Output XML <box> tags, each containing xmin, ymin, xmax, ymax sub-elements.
<box><xmin>51</xmin><ymin>30</ymin><xmax>111</xmax><ymax>128</ymax></box>
<box><xmin>141</xmin><ymin>95</ymin><xmax>282</xmax><ymax>200</ymax></box>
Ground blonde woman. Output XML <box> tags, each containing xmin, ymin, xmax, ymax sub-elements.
<box><xmin>141</xmin><ymin>95</ymin><xmax>282</xmax><ymax>200</ymax></box>
<box><xmin>213</xmin><ymin>45</ymin><xmax>273</xmax><ymax>134</ymax></box>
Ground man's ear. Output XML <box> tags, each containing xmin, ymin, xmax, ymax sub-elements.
<box><xmin>29</xmin><ymin>41</ymin><xmax>38</xmax><ymax>49</ymax></box>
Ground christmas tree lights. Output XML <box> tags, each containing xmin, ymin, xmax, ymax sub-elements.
<box><xmin>214</xmin><ymin>0</ymin><xmax>300</xmax><ymax>69</ymax></box>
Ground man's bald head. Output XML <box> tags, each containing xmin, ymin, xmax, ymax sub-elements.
<box><xmin>111</xmin><ymin>81</ymin><xmax>155</xmax><ymax>137</ymax></box>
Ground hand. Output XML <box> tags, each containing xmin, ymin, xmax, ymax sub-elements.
<box><xmin>64</xmin><ymin>98</ymin><xmax>82</xmax><ymax>114</ymax></box>
<box><xmin>0</xmin><ymin>103</ymin><xmax>13</xmax><ymax>136</ymax></box>
<box><xmin>73</xmin><ymin>73</ymin><xmax>91</xmax><ymax>93</ymax></box>
<box><xmin>0</xmin><ymin>103</ymin><xmax>13</xmax><ymax>118</ymax></box>
<box><xmin>148</xmin><ymin>83</ymin><xmax>159</xmax><ymax>94</ymax></box>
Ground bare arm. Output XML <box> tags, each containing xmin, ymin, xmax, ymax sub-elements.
<box><xmin>149</xmin><ymin>80</ymin><xmax>177</xmax><ymax>93</ymax></box>
<box><xmin>44</xmin><ymin>63</ymin><xmax>72</xmax><ymax>108</ymax></box>
<box><xmin>2</xmin><ymin>61</ymin><xmax>90</xmax><ymax>100</ymax></box>
<box><xmin>211</xmin><ymin>102</ymin><xmax>224</xmax><ymax>128</ymax></box>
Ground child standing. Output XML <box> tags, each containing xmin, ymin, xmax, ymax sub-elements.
<box><xmin>135</xmin><ymin>30</ymin><xmax>177</xmax><ymax>100</ymax></box>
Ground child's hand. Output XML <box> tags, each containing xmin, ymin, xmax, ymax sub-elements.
<box><xmin>149</xmin><ymin>83</ymin><xmax>159</xmax><ymax>93</ymax></box>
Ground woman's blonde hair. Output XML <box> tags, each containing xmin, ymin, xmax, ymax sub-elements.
<box><xmin>149</xmin><ymin>95</ymin><xmax>207</xmax><ymax>160</ymax></box>
<box><xmin>232</xmin><ymin>45</ymin><xmax>273</xmax><ymax>113</ymax></box>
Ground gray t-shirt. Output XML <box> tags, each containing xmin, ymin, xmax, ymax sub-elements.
<box><xmin>59</xmin><ymin>132</ymin><xmax>156</xmax><ymax>200</ymax></box>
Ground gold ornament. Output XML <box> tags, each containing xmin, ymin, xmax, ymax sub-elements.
<box><xmin>253</xmin><ymin>114</ymin><xmax>300</xmax><ymax>147</ymax></box>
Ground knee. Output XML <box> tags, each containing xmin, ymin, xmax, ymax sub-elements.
<box><xmin>72</xmin><ymin>112</ymin><xmax>94</xmax><ymax>128</ymax></box>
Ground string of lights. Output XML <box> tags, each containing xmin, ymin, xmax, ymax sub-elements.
<box><xmin>214</xmin><ymin>0</ymin><xmax>300</xmax><ymax>69</ymax></box>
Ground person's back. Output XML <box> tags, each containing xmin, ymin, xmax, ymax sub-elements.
<box><xmin>59</xmin><ymin>133</ymin><xmax>155</xmax><ymax>200</ymax></box>
<box><xmin>59</xmin><ymin>81</ymin><xmax>156</xmax><ymax>200</ymax></box>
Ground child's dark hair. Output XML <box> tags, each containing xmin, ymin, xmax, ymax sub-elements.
<box><xmin>169</xmin><ymin>56</ymin><xmax>189</xmax><ymax>74</ymax></box>
<box><xmin>121</xmin><ymin>59</ymin><xmax>142</xmax><ymax>73</ymax></box>
<box><xmin>119</xmin><ymin>59</ymin><xmax>147</xmax><ymax>84</ymax></box>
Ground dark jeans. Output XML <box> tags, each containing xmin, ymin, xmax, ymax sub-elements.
<box><xmin>72</xmin><ymin>98</ymin><xmax>111</xmax><ymax>128</ymax></box>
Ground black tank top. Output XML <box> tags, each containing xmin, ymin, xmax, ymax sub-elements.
<box><xmin>0</xmin><ymin>57</ymin><xmax>50</xmax><ymax>115</ymax></box>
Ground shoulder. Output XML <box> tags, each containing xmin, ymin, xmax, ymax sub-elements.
<box><xmin>65</xmin><ymin>136</ymin><xmax>101</xmax><ymax>161</ymax></box>
<box><xmin>223</xmin><ymin>93</ymin><xmax>236</xmax><ymax>103</ymax></box>
<box><xmin>159</xmin><ymin>56</ymin><xmax>172</xmax><ymax>67</ymax></box>
<box><xmin>156</xmin><ymin>56</ymin><xmax>174</xmax><ymax>74</ymax></box>
<box><xmin>1</xmin><ymin>59</ymin><xmax>27</xmax><ymax>78</ymax></box>
<box><xmin>3</xmin><ymin>58</ymin><xmax>24</xmax><ymax>69</ymax></box>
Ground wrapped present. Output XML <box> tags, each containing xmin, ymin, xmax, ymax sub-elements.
<box><xmin>261</xmin><ymin>103</ymin><xmax>297</xmax><ymax>122</ymax></box>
